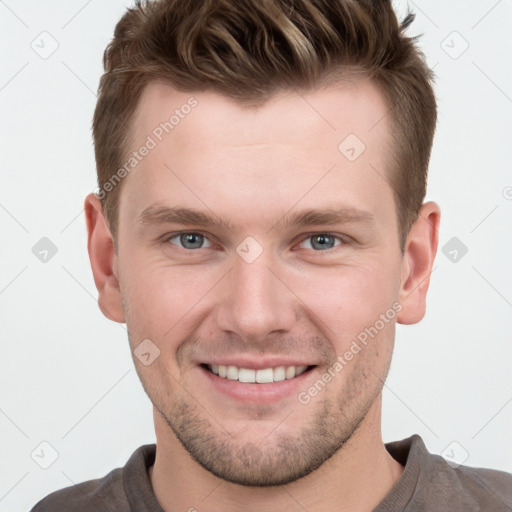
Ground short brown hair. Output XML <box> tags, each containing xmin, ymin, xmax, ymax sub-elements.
<box><xmin>93</xmin><ymin>0</ymin><xmax>436</xmax><ymax>252</ymax></box>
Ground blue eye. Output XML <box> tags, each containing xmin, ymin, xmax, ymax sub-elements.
<box><xmin>167</xmin><ymin>232</ymin><xmax>212</xmax><ymax>250</ymax></box>
<box><xmin>298</xmin><ymin>234</ymin><xmax>343</xmax><ymax>251</ymax></box>
<box><xmin>163</xmin><ymin>232</ymin><xmax>345</xmax><ymax>252</ymax></box>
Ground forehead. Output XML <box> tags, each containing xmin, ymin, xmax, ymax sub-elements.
<box><xmin>120</xmin><ymin>79</ymin><xmax>395</xmax><ymax>235</ymax></box>
<box><xmin>132</xmin><ymin>79</ymin><xmax>389</xmax><ymax>152</ymax></box>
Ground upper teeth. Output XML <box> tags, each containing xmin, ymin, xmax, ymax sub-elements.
<box><xmin>209</xmin><ymin>364</ymin><xmax>309</xmax><ymax>383</ymax></box>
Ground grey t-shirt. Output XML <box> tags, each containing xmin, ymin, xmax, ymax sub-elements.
<box><xmin>30</xmin><ymin>434</ymin><xmax>512</xmax><ymax>511</ymax></box>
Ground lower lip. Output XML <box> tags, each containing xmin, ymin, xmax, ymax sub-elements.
<box><xmin>200</xmin><ymin>365</ymin><xmax>316</xmax><ymax>404</ymax></box>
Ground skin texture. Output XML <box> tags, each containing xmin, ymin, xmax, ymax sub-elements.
<box><xmin>85</xmin><ymin>79</ymin><xmax>440</xmax><ymax>511</ymax></box>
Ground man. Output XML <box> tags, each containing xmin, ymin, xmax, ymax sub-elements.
<box><xmin>31</xmin><ymin>0</ymin><xmax>512</xmax><ymax>510</ymax></box>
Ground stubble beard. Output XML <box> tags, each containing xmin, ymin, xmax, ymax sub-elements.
<box><xmin>149</xmin><ymin>362</ymin><xmax>387</xmax><ymax>487</ymax></box>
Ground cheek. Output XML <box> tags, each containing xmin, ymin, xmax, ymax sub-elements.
<box><xmin>120</xmin><ymin>243</ymin><xmax>401</xmax><ymax>357</ymax></box>
<box><xmin>121</xmin><ymin>261</ymin><xmax>217</xmax><ymax>345</ymax></box>
<box><xmin>301</xmin><ymin>261</ymin><xmax>400</xmax><ymax>341</ymax></box>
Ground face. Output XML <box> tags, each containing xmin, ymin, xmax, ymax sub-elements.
<box><xmin>111</xmin><ymin>80</ymin><xmax>406</xmax><ymax>485</ymax></box>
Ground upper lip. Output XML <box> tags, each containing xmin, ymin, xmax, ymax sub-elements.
<box><xmin>200</xmin><ymin>357</ymin><xmax>317</xmax><ymax>370</ymax></box>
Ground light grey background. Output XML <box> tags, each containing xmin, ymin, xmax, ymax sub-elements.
<box><xmin>1</xmin><ymin>1</ymin><xmax>511</xmax><ymax>510</ymax></box>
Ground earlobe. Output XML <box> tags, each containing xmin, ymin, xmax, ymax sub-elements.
<box><xmin>397</xmin><ymin>201</ymin><xmax>441</xmax><ymax>325</ymax></box>
<box><xmin>84</xmin><ymin>193</ymin><xmax>125</xmax><ymax>323</ymax></box>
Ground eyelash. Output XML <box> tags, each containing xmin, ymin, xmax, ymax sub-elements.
<box><xmin>161</xmin><ymin>231</ymin><xmax>348</xmax><ymax>254</ymax></box>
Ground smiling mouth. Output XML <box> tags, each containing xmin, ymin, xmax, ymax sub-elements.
<box><xmin>202</xmin><ymin>363</ymin><xmax>316</xmax><ymax>383</ymax></box>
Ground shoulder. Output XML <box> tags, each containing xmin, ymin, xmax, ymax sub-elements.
<box><xmin>29</xmin><ymin>467</ymin><xmax>127</xmax><ymax>512</ymax></box>
<box><xmin>29</xmin><ymin>444</ymin><xmax>156</xmax><ymax>512</ymax></box>
<box><xmin>392</xmin><ymin>435</ymin><xmax>512</xmax><ymax>510</ymax></box>
<box><xmin>453</xmin><ymin>464</ymin><xmax>512</xmax><ymax>509</ymax></box>
<box><xmin>419</xmin><ymin>462</ymin><xmax>512</xmax><ymax>511</ymax></box>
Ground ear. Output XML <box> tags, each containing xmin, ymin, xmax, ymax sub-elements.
<box><xmin>84</xmin><ymin>192</ymin><xmax>125</xmax><ymax>323</ymax></box>
<box><xmin>397</xmin><ymin>201</ymin><xmax>441</xmax><ymax>325</ymax></box>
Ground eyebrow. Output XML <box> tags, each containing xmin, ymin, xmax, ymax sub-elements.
<box><xmin>136</xmin><ymin>204</ymin><xmax>376</xmax><ymax>232</ymax></box>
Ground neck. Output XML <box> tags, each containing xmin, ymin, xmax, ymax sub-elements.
<box><xmin>149</xmin><ymin>396</ymin><xmax>403</xmax><ymax>512</ymax></box>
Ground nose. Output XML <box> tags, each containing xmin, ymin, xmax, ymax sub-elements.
<box><xmin>215</xmin><ymin>251</ymin><xmax>297</xmax><ymax>345</ymax></box>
